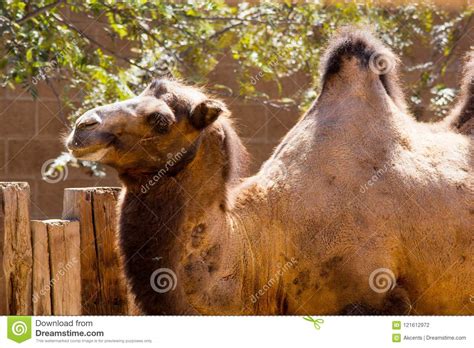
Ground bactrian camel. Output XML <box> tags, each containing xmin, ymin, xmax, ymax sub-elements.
<box><xmin>66</xmin><ymin>28</ymin><xmax>473</xmax><ymax>315</ymax></box>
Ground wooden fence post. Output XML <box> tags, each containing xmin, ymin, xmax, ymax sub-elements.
<box><xmin>63</xmin><ymin>187</ymin><xmax>129</xmax><ymax>315</ymax></box>
<box><xmin>31</xmin><ymin>219</ymin><xmax>81</xmax><ymax>315</ymax></box>
<box><xmin>31</xmin><ymin>220</ymin><xmax>51</xmax><ymax>315</ymax></box>
<box><xmin>0</xmin><ymin>182</ymin><xmax>32</xmax><ymax>315</ymax></box>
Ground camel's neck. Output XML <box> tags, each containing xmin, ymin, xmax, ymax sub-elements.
<box><xmin>118</xmin><ymin>119</ymin><xmax>249</xmax><ymax>314</ymax></box>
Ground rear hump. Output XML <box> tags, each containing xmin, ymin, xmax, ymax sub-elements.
<box><xmin>446</xmin><ymin>51</ymin><xmax>474</xmax><ymax>135</ymax></box>
<box><xmin>319</xmin><ymin>27</ymin><xmax>407</xmax><ymax>112</ymax></box>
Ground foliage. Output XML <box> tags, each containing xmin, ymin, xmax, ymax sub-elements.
<box><xmin>0</xmin><ymin>0</ymin><xmax>472</xmax><ymax>174</ymax></box>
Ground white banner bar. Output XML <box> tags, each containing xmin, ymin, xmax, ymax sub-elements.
<box><xmin>1</xmin><ymin>316</ymin><xmax>472</xmax><ymax>347</ymax></box>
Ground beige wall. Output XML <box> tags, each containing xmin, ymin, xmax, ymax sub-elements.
<box><xmin>0</xmin><ymin>13</ymin><xmax>472</xmax><ymax>219</ymax></box>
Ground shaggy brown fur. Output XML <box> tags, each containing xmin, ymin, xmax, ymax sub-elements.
<box><xmin>66</xmin><ymin>28</ymin><xmax>473</xmax><ymax>315</ymax></box>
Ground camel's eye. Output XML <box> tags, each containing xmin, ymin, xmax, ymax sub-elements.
<box><xmin>147</xmin><ymin>112</ymin><xmax>170</xmax><ymax>134</ymax></box>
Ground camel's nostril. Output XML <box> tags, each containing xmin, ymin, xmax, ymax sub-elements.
<box><xmin>76</xmin><ymin>113</ymin><xmax>101</xmax><ymax>130</ymax></box>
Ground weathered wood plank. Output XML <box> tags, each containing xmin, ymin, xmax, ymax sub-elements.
<box><xmin>63</xmin><ymin>221</ymin><xmax>81</xmax><ymax>314</ymax></box>
<box><xmin>47</xmin><ymin>219</ymin><xmax>81</xmax><ymax>315</ymax></box>
<box><xmin>92</xmin><ymin>188</ymin><xmax>129</xmax><ymax>314</ymax></box>
<box><xmin>31</xmin><ymin>220</ymin><xmax>51</xmax><ymax>315</ymax></box>
<box><xmin>63</xmin><ymin>189</ymin><xmax>101</xmax><ymax>314</ymax></box>
<box><xmin>0</xmin><ymin>182</ymin><xmax>32</xmax><ymax>315</ymax></box>
<box><xmin>63</xmin><ymin>187</ymin><xmax>128</xmax><ymax>315</ymax></box>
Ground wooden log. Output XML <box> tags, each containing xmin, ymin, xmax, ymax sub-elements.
<box><xmin>46</xmin><ymin>219</ymin><xmax>81</xmax><ymax>315</ymax></box>
<box><xmin>63</xmin><ymin>188</ymin><xmax>100</xmax><ymax>314</ymax></box>
<box><xmin>63</xmin><ymin>187</ymin><xmax>129</xmax><ymax>315</ymax></box>
<box><xmin>31</xmin><ymin>220</ymin><xmax>52</xmax><ymax>315</ymax></box>
<box><xmin>0</xmin><ymin>182</ymin><xmax>33</xmax><ymax>315</ymax></box>
<box><xmin>91</xmin><ymin>189</ymin><xmax>129</xmax><ymax>314</ymax></box>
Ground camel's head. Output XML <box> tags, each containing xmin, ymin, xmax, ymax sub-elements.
<box><xmin>66</xmin><ymin>79</ymin><xmax>228</xmax><ymax>173</ymax></box>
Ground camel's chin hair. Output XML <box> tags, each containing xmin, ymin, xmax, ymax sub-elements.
<box><xmin>72</xmin><ymin>147</ymin><xmax>109</xmax><ymax>161</ymax></box>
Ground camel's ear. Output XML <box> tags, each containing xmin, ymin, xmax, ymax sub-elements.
<box><xmin>190</xmin><ymin>99</ymin><xmax>227</xmax><ymax>129</ymax></box>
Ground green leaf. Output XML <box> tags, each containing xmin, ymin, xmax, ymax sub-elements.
<box><xmin>26</xmin><ymin>48</ymin><xmax>34</xmax><ymax>62</ymax></box>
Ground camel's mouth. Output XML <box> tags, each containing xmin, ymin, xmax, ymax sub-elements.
<box><xmin>68</xmin><ymin>144</ymin><xmax>110</xmax><ymax>161</ymax></box>
<box><xmin>66</xmin><ymin>127</ymin><xmax>116</xmax><ymax>162</ymax></box>
<box><xmin>66</xmin><ymin>133</ymin><xmax>111</xmax><ymax>161</ymax></box>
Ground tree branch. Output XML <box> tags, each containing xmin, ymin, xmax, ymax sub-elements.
<box><xmin>51</xmin><ymin>13</ymin><xmax>153</xmax><ymax>74</ymax></box>
<box><xmin>180</xmin><ymin>14</ymin><xmax>298</xmax><ymax>25</ymax></box>
<box><xmin>17</xmin><ymin>0</ymin><xmax>65</xmax><ymax>24</ymax></box>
